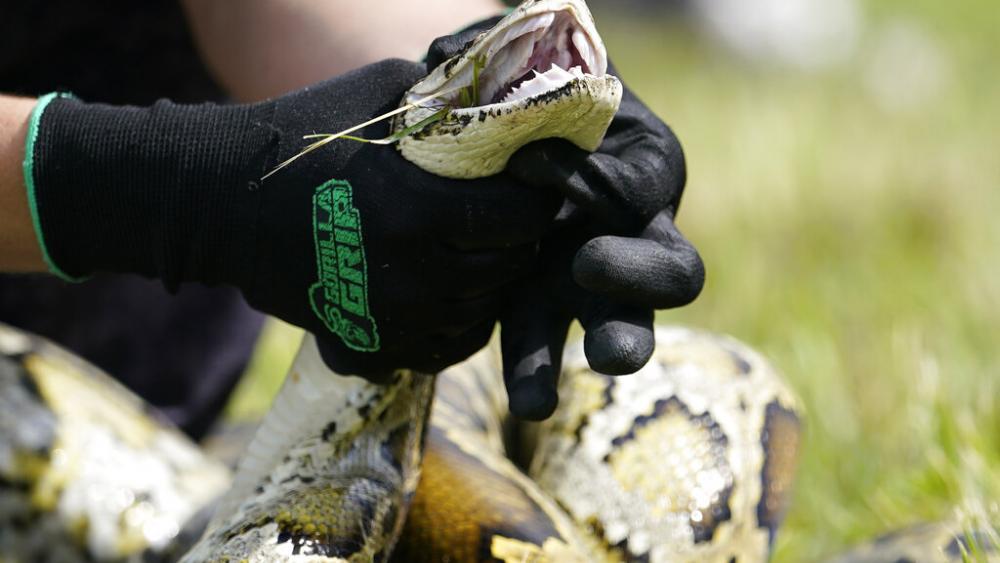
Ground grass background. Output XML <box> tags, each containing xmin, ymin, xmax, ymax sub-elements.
<box><xmin>225</xmin><ymin>0</ymin><xmax>999</xmax><ymax>559</ymax></box>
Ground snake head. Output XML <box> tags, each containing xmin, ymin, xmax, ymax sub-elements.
<box><xmin>393</xmin><ymin>0</ymin><xmax>623</xmax><ymax>179</ymax></box>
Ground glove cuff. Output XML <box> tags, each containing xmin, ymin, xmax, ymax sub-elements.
<box><xmin>22</xmin><ymin>92</ymin><xmax>79</xmax><ymax>281</ymax></box>
<box><xmin>25</xmin><ymin>93</ymin><xmax>277</xmax><ymax>289</ymax></box>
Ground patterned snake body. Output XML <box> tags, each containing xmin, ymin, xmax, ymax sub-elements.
<box><xmin>183</xmin><ymin>338</ymin><xmax>432</xmax><ymax>562</ymax></box>
<box><xmin>3</xmin><ymin>323</ymin><xmax>996</xmax><ymax>562</ymax></box>
<box><xmin>156</xmin><ymin>325</ymin><xmax>805</xmax><ymax>562</ymax></box>
<box><xmin>0</xmin><ymin>323</ymin><xmax>229</xmax><ymax>562</ymax></box>
<box><xmin>0</xmin><ymin>320</ymin><xmax>804</xmax><ymax>562</ymax></box>
<box><xmin>393</xmin><ymin>328</ymin><xmax>802</xmax><ymax>562</ymax></box>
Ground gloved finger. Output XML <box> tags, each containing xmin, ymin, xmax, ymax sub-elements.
<box><xmin>572</xmin><ymin>211</ymin><xmax>705</xmax><ymax>309</ymax></box>
<box><xmin>508</xmin><ymin>139</ymin><xmax>629</xmax><ymax>229</ymax></box>
<box><xmin>433</xmin><ymin>177</ymin><xmax>562</xmax><ymax>249</ymax></box>
<box><xmin>578</xmin><ymin>298</ymin><xmax>655</xmax><ymax>376</ymax></box>
<box><xmin>500</xmin><ymin>284</ymin><xmax>572</xmax><ymax>421</ymax></box>
<box><xmin>438</xmin><ymin>243</ymin><xmax>539</xmax><ymax>300</ymax></box>
<box><xmin>425</xmin><ymin>16</ymin><xmax>506</xmax><ymax>68</ymax></box>
<box><xmin>508</xmin><ymin>135</ymin><xmax>684</xmax><ymax>232</ymax></box>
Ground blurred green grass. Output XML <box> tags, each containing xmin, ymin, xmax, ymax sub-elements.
<box><xmin>226</xmin><ymin>1</ymin><xmax>999</xmax><ymax>559</ymax></box>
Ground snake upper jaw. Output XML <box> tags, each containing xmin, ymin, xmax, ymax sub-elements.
<box><xmin>407</xmin><ymin>0</ymin><xmax>608</xmax><ymax>109</ymax></box>
<box><xmin>413</xmin><ymin>0</ymin><xmax>607</xmax><ymax>108</ymax></box>
<box><xmin>395</xmin><ymin>0</ymin><xmax>623</xmax><ymax>179</ymax></box>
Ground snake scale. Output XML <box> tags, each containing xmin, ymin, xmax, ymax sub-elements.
<box><xmin>0</xmin><ymin>0</ymin><xmax>996</xmax><ymax>561</ymax></box>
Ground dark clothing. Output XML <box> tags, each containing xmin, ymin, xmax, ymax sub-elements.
<box><xmin>1</xmin><ymin>0</ymin><xmax>221</xmax><ymax>104</ymax></box>
<box><xmin>0</xmin><ymin>276</ymin><xmax>263</xmax><ymax>439</ymax></box>
<box><xmin>0</xmin><ymin>0</ymin><xmax>263</xmax><ymax>440</ymax></box>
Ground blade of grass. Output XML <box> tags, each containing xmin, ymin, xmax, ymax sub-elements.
<box><xmin>302</xmin><ymin>107</ymin><xmax>449</xmax><ymax>146</ymax></box>
<box><xmin>261</xmin><ymin>86</ymin><xmax>463</xmax><ymax>181</ymax></box>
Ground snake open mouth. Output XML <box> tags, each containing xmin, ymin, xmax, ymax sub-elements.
<box><xmin>391</xmin><ymin>0</ymin><xmax>621</xmax><ymax>179</ymax></box>
<box><xmin>475</xmin><ymin>9</ymin><xmax>607</xmax><ymax>105</ymax></box>
<box><xmin>407</xmin><ymin>0</ymin><xmax>609</xmax><ymax>110</ymax></box>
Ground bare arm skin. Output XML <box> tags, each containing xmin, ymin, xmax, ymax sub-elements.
<box><xmin>0</xmin><ymin>96</ymin><xmax>43</xmax><ymax>272</ymax></box>
<box><xmin>181</xmin><ymin>0</ymin><xmax>506</xmax><ymax>101</ymax></box>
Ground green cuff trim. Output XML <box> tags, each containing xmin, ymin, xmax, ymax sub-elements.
<box><xmin>23</xmin><ymin>92</ymin><xmax>86</xmax><ymax>283</ymax></box>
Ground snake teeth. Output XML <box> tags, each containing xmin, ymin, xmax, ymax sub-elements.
<box><xmin>479</xmin><ymin>25</ymin><xmax>549</xmax><ymax>106</ymax></box>
<box><xmin>572</xmin><ymin>28</ymin><xmax>603</xmax><ymax>76</ymax></box>
<box><xmin>501</xmin><ymin>64</ymin><xmax>585</xmax><ymax>103</ymax></box>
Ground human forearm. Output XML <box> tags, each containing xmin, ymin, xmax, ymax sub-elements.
<box><xmin>180</xmin><ymin>0</ymin><xmax>506</xmax><ymax>101</ymax></box>
<box><xmin>0</xmin><ymin>96</ymin><xmax>44</xmax><ymax>272</ymax></box>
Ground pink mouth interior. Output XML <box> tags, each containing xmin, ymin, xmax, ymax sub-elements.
<box><xmin>486</xmin><ymin>11</ymin><xmax>595</xmax><ymax>104</ymax></box>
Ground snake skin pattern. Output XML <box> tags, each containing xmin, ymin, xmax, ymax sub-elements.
<box><xmin>392</xmin><ymin>327</ymin><xmax>803</xmax><ymax>563</ymax></box>
<box><xmin>0</xmin><ymin>322</ymin><xmax>229</xmax><ymax>562</ymax></box>
<box><xmin>183</xmin><ymin>336</ymin><xmax>433</xmax><ymax>563</ymax></box>
<box><xmin>530</xmin><ymin>328</ymin><xmax>802</xmax><ymax>562</ymax></box>
<box><xmin>2</xmin><ymin>321</ymin><xmax>991</xmax><ymax>562</ymax></box>
<box><xmin>0</xmin><ymin>320</ymin><xmax>806</xmax><ymax>562</ymax></box>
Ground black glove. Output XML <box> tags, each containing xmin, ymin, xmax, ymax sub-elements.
<box><xmin>427</xmin><ymin>24</ymin><xmax>704</xmax><ymax>419</ymax></box>
<box><xmin>23</xmin><ymin>59</ymin><xmax>561</xmax><ymax>379</ymax></box>
<box><xmin>500</xmin><ymin>72</ymin><xmax>705</xmax><ymax>419</ymax></box>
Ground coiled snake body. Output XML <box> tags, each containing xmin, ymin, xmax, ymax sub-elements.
<box><xmin>6</xmin><ymin>322</ymin><xmax>990</xmax><ymax>562</ymax></box>
<box><xmin>0</xmin><ymin>321</ymin><xmax>802</xmax><ymax>562</ymax></box>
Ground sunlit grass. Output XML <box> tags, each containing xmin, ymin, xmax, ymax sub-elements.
<box><xmin>226</xmin><ymin>2</ymin><xmax>999</xmax><ymax>559</ymax></box>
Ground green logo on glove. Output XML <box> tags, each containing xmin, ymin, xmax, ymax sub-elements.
<box><xmin>309</xmin><ymin>180</ymin><xmax>380</xmax><ymax>352</ymax></box>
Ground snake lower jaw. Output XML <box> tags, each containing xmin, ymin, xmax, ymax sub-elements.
<box><xmin>397</xmin><ymin>74</ymin><xmax>622</xmax><ymax>179</ymax></box>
